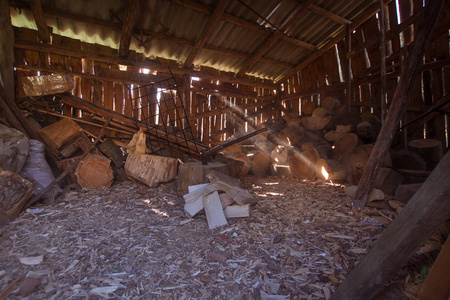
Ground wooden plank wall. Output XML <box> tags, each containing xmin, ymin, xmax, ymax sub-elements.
<box><xmin>13</xmin><ymin>27</ymin><xmax>277</xmax><ymax>148</ymax></box>
<box><xmin>281</xmin><ymin>1</ymin><xmax>450</xmax><ymax>149</ymax></box>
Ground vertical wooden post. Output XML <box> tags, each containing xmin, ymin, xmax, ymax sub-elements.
<box><xmin>0</xmin><ymin>0</ymin><xmax>15</xmax><ymax>102</ymax></box>
<box><xmin>183</xmin><ymin>74</ymin><xmax>191</xmax><ymax>129</ymax></box>
<box><xmin>353</xmin><ymin>0</ymin><xmax>444</xmax><ymax>209</ymax></box>
<box><xmin>400</xmin><ymin>47</ymin><xmax>408</xmax><ymax>149</ymax></box>
<box><xmin>379</xmin><ymin>0</ymin><xmax>387</xmax><ymax>123</ymax></box>
<box><xmin>346</xmin><ymin>24</ymin><xmax>352</xmax><ymax>112</ymax></box>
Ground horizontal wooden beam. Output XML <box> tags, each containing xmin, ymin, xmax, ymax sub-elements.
<box><xmin>307</xmin><ymin>3</ymin><xmax>351</xmax><ymax>25</ymax></box>
<box><xmin>14</xmin><ymin>39</ymin><xmax>280</xmax><ymax>89</ymax></box>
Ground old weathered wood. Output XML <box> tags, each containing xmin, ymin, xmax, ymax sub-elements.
<box><xmin>125</xmin><ymin>154</ymin><xmax>178</xmax><ymax>187</ymax></box>
<box><xmin>224</xmin><ymin>204</ymin><xmax>250</xmax><ymax>218</ymax></box>
<box><xmin>331</xmin><ymin>150</ymin><xmax>450</xmax><ymax>300</ymax></box>
<box><xmin>395</xmin><ymin>183</ymin><xmax>423</xmax><ymax>203</ymax></box>
<box><xmin>30</xmin><ymin>0</ymin><xmax>50</xmax><ymax>43</ymax></box>
<box><xmin>1</xmin><ymin>0</ymin><xmax>16</xmax><ymax>104</ymax></box>
<box><xmin>373</xmin><ymin>167</ymin><xmax>404</xmax><ymax>195</ymax></box>
<box><xmin>75</xmin><ymin>154</ymin><xmax>114</xmax><ymax>190</ymax></box>
<box><xmin>302</xmin><ymin>100</ymin><xmax>316</xmax><ymax>115</ymax></box>
<box><xmin>205</xmin><ymin>180</ymin><xmax>255</xmax><ymax>205</ymax></box>
<box><xmin>290</xmin><ymin>148</ymin><xmax>320</xmax><ymax>180</ymax></box>
<box><xmin>332</xmin><ymin>133</ymin><xmax>359</xmax><ymax>161</ymax></box>
<box><xmin>353</xmin><ymin>0</ymin><xmax>444</xmax><ymax>209</ymax></box>
<box><xmin>418</xmin><ymin>237</ymin><xmax>450</xmax><ymax>300</ymax></box>
<box><xmin>226</xmin><ymin>152</ymin><xmax>251</xmax><ymax>177</ymax></box>
<box><xmin>0</xmin><ymin>170</ymin><xmax>34</xmax><ymax>221</ymax></box>
<box><xmin>119</xmin><ymin>0</ymin><xmax>139</xmax><ymax>58</ymax></box>
<box><xmin>177</xmin><ymin>161</ymin><xmax>228</xmax><ymax>195</ymax></box>
<box><xmin>39</xmin><ymin>119</ymin><xmax>84</xmax><ymax>152</ymax></box>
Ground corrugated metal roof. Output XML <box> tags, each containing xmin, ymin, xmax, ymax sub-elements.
<box><xmin>10</xmin><ymin>0</ymin><xmax>380</xmax><ymax>81</ymax></box>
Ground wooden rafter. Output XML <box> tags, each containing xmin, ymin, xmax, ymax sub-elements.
<box><xmin>183</xmin><ymin>0</ymin><xmax>230</xmax><ymax>69</ymax></box>
<box><xmin>9</xmin><ymin>1</ymin><xmax>290</xmax><ymax>70</ymax></box>
<box><xmin>29</xmin><ymin>0</ymin><xmax>50</xmax><ymax>43</ymax></box>
<box><xmin>119</xmin><ymin>0</ymin><xmax>139</xmax><ymax>58</ymax></box>
<box><xmin>276</xmin><ymin>0</ymin><xmax>393</xmax><ymax>84</ymax></box>
<box><xmin>169</xmin><ymin>0</ymin><xmax>315</xmax><ymax>51</ymax></box>
<box><xmin>307</xmin><ymin>3</ymin><xmax>351</xmax><ymax>25</ymax></box>
<box><xmin>236</xmin><ymin>0</ymin><xmax>315</xmax><ymax>77</ymax></box>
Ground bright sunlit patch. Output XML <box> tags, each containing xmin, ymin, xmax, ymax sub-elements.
<box><xmin>119</xmin><ymin>65</ymin><xmax>127</xmax><ymax>71</ymax></box>
<box><xmin>247</xmin><ymin>153</ymin><xmax>255</xmax><ymax>157</ymax></box>
<box><xmin>192</xmin><ymin>77</ymin><xmax>200</xmax><ymax>81</ymax></box>
<box><xmin>264</xmin><ymin>192</ymin><xmax>284</xmax><ymax>196</ymax></box>
<box><xmin>151</xmin><ymin>208</ymin><xmax>169</xmax><ymax>217</ymax></box>
<box><xmin>322</xmin><ymin>166</ymin><xmax>329</xmax><ymax>180</ymax></box>
<box><xmin>263</xmin><ymin>182</ymin><xmax>279</xmax><ymax>186</ymax></box>
<box><xmin>140</xmin><ymin>68</ymin><xmax>151</xmax><ymax>74</ymax></box>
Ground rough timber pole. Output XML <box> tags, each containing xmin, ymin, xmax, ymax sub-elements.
<box><xmin>353</xmin><ymin>0</ymin><xmax>444</xmax><ymax>209</ymax></box>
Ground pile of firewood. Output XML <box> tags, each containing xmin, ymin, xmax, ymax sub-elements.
<box><xmin>183</xmin><ymin>171</ymin><xmax>255</xmax><ymax>229</ymax></box>
<box><xmin>215</xmin><ymin>96</ymin><xmax>442</xmax><ymax>201</ymax></box>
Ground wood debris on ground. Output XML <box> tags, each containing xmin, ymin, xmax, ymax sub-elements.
<box><xmin>0</xmin><ymin>176</ymin><xmax>437</xmax><ymax>299</ymax></box>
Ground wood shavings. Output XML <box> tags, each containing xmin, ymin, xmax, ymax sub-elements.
<box><xmin>0</xmin><ymin>177</ymin><xmax>418</xmax><ymax>299</ymax></box>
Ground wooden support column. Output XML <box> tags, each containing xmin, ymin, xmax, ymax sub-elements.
<box><xmin>353</xmin><ymin>0</ymin><xmax>445</xmax><ymax>209</ymax></box>
<box><xmin>183</xmin><ymin>74</ymin><xmax>191</xmax><ymax>128</ymax></box>
<box><xmin>346</xmin><ymin>24</ymin><xmax>352</xmax><ymax>111</ymax></box>
<box><xmin>0</xmin><ymin>0</ymin><xmax>15</xmax><ymax>102</ymax></box>
<box><xmin>30</xmin><ymin>0</ymin><xmax>50</xmax><ymax>43</ymax></box>
<box><xmin>119</xmin><ymin>0</ymin><xmax>139</xmax><ymax>58</ymax></box>
<box><xmin>331</xmin><ymin>150</ymin><xmax>450</xmax><ymax>300</ymax></box>
<box><xmin>183</xmin><ymin>0</ymin><xmax>230</xmax><ymax>69</ymax></box>
<box><xmin>379</xmin><ymin>0</ymin><xmax>387</xmax><ymax>123</ymax></box>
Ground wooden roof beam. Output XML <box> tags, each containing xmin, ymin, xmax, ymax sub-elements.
<box><xmin>307</xmin><ymin>3</ymin><xmax>352</xmax><ymax>25</ymax></box>
<box><xmin>236</xmin><ymin>0</ymin><xmax>314</xmax><ymax>77</ymax></box>
<box><xmin>169</xmin><ymin>0</ymin><xmax>314</xmax><ymax>51</ymax></box>
<box><xmin>183</xmin><ymin>0</ymin><xmax>230</xmax><ymax>68</ymax></box>
<box><xmin>276</xmin><ymin>0</ymin><xmax>393</xmax><ymax>84</ymax></box>
<box><xmin>118</xmin><ymin>0</ymin><xmax>139</xmax><ymax>58</ymax></box>
<box><xmin>29</xmin><ymin>0</ymin><xmax>50</xmax><ymax>43</ymax></box>
<box><xmin>9</xmin><ymin>1</ymin><xmax>290</xmax><ymax>70</ymax></box>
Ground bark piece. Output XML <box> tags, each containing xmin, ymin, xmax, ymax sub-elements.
<box><xmin>76</xmin><ymin>154</ymin><xmax>114</xmax><ymax>190</ymax></box>
<box><xmin>125</xmin><ymin>154</ymin><xmax>178</xmax><ymax>188</ymax></box>
<box><xmin>0</xmin><ymin>170</ymin><xmax>34</xmax><ymax>221</ymax></box>
<box><xmin>177</xmin><ymin>161</ymin><xmax>227</xmax><ymax>196</ymax></box>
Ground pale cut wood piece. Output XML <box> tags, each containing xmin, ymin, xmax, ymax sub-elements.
<box><xmin>188</xmin><ymin>183</ymin><xmax>210</xmax><ymax>193</ymax></box>
<box><xmin>177</xmin><ymin>161</ymin><xmax>228</xmax><ymax>195</ymax></box>
<box><xmin>203</xmin><ymin>191</ymin><xmax>228</xmax><ymax>229</ymax></box>
<box><xmin>206</xmin><ymin>180</ymin><xmax>255</xmax><ymax>205</ymax></box>
<box><xmin>184</xmin><ymin>195</ymin><xmax>204</xmax><ymax>218</ymax></box>
<box><xmin>224</xmin><ymin>204</ymin><xmax>250</xmax><ymax>218</ymax></box>
<box><xmin>183</xmin><ymin>184</ymin><xmax>210</xmax><ymax>203</ymax></box>
<box><xmin>219</xmin><ymin>192</ymin><xmax>235</xmax><ymax>209</ymax></box>
<box><xmin>206</xmin><ymin>170</ymin><xmax>241</xmax><ymax>187</ymax></box>
<box><xmin>125</xmin><ymin>154</ymin><xmax>178</xmax><ymax>187</ymax></box>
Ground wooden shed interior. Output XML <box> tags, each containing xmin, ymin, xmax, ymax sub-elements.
<box><xmin>0</xmin><ymin>0</ymin><xmax>449</xmax><ymax>299</ymax></box>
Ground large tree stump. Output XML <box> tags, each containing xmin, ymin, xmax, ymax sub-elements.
<box><xmin>177</xmin><ymin>161</ymin><xmax>228</xmax><ymax>196</ymax></box>
<box><xmin>408</xmin><ymin>139</ymin><xmax>443</xmax><ymax>170</ymax></box>
<box><xmin>0</xmin><ymin>170</ymin><xmax>34</xmax><ymax>221</ymax></box>
<box><xmin>76</xmin><ymin>154</ymin><xmax>114</xmax><ymax>190</ymax></box>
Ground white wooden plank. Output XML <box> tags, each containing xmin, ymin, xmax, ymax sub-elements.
<box><xmin>203</xmin><ymin>191</ymin><xmax>228</xmax><ymax>229</ymax></box>
<box><xmin>224</xmin><ymin>204</ymin><xmax>250</xmax><ymax>218</ymax></box>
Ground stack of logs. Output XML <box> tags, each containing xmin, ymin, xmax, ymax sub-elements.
<box><xmin>215</xmin><ymin>96</ymin><xmax>442</xmax><ymax>201</ymax></box>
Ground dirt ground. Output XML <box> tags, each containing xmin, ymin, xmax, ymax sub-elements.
<box><xmin>0</xmin><ymin>176</ymin><xmax>439</xmax><ymax>299</ymax></box>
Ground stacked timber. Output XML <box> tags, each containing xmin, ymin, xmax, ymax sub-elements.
<box><xmin>183</xmin><ymin>171</ymin><xmax>254</xmax><ymax>229</ymax></box>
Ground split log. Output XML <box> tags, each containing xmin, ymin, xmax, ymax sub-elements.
<box><xmin>177</xmin><ymin>161</ymin><xmax>227</xmax><ymax>195</ymax></box>
<box><xmin>408</xmin><ymin>139</ymin><xmax>443</xmax><ymax>170</ymax></box>
<box><xmin>322</xmin><ymin>96</ymin><xmax>341</xmax><ymax>111</ymax></box>
<box><xmin>56</xmin><ymin>156</ymin><xmax>80</xmax><ymax>184</ymax></box>
<box><xmin>227</xmin><ymin>152</ymin><xmax>251</xmax><ymax>177</ymax></box>
<box><xmin>203</xmin><ymin>191</ymin><xmax>228</xmax><ymax>229</ymax></box>
<box><xmin>251</xmin><ymin>152</ymin><xmax>271</xmax><ymax>177</ymax></box>
<box><xmin>302</xmin><ymin>130</ymin><xmax>332</xmax><ymax>159</ymax></box>
<box><xmin>279</xmin><ymin>125</ymin><xmax>305</xmax><ymax>147</ymax></box>
<box><xmin>302</xmin><ymin>100</ymin><xmax>316</xmax><ymax>115</ymax></box>
<box><xmin>0</xmin><ymin>170</ymin><xmax>34</xmax><ymax>221</ymax></box>
<box><xmin>205</xmin><ymin>180</ymin><xmax>255</xmax><ymax>205</ymax></box>
<box><xmin>224</xmin><ymin>204</ymin><xmax>250</xmax><ymax>218</ymax></box>
<box><xmin>290</xmin><ymin>148</ymin><xmax>320</xmax><ymax>180</ymax></box>
<box><xmin>39</xmin><ymin>119</ymin><xmax>83</xmax><ymax>152</ymax></box>
<box><xmin>125</xmin><ymin>154</ymin><xmax>178</xmax><ymax>188</ymax></box>
<box><xmin>332</xmin><ymin>133</ymin><xmax>359</xmax><ymax>161</ymax></box>
<box><xmin>302</xmin><ymin>116</ymin><xmax>331</xmax><ymax>131</ymax></box>
<box><xmin>270</xmin><ymin>164</ymin><xmax>293</xmax><ymax>178</ymax></box>
<box><xmin>75</xmin><ymin>154</ymin><xmax>114</xmax><ymax>190</ymax></box>
<box><xmin>221</xmin><ymin>144</ymin><xmax>243</xmax><ymax>157</ymax></box>
<box><xmin>394</xmin><ymin>183</ymin><xmax>423</xmax><ymax>203</ymax></box>
<box><xmin>98</xmin><ymin>138</ymin><xmax>127</xmax><ymax>182</ymax></box>
<box><xmin>373</xmin><ymin>168</ymin><xmax>404</xmax><ymax>195</ymax></box>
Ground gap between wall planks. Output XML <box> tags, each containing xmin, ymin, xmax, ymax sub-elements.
<box><xmin>281</xmin><ymin>1</ymin><xmax>450</xmax><ymax>148</ymax></box>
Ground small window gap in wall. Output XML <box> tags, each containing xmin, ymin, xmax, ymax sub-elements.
<box><xmin>335</xmin><ymin>44</ymin><xmax>344</xmax><ymax>82</ymax></box>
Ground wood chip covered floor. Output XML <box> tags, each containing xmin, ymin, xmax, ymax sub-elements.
<box><xmin>0</xmin><ymin>176</ymin><xmax>427</xmax><ymax>299</ymax></box>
